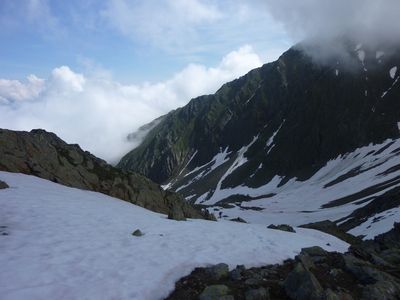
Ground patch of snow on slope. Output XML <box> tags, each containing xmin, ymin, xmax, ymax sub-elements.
<box><xmin>381</xmin><ymin>75</ymin><xmax>400</xmax><ymax>98</ymax></box>
<box><xmin>162</xmin><ymin>151</ymin><xmax>199</xmax><ymax>190</ymax></box>
<box><xmin>390</xmin><ymin>66</ymin><xmax>397</xmax><ymax>79</ymax></box>
<box><xmin>179</xmin><ymin>150</ymin><xmax>198</xmax><ymax>176</ymax></box>
<box><xmin>245</xmin><ymin>82</ymin><xmax>262</xmax><ymax>105</ymax></box>
<box><xmin>161</xmin><ymin>182</ymin><xmax>173</xmax><ymax>190</ymax></box>
<box><xmin>0</xmin><ymin>172</ymin><xmax>349</xmax><ymax>299</ymax></box>
<box><xmin>266</xmin><ymin>120</ymin><xmax>285</xmax><ymax>149</ymax></box>
<box><xmin>183</xmin><ymin>148</ymin><xmax>230</xmax><ymax>179</ymax></box>
<box><xmin>177</xmin><ymin>148</ymin><xmax>232</xmax><ymax>192</ymax></box>
<box><xmin>335</xmin><ymin>69</ymin><xmax>339</xmax><ymax>76</ymax></box>
<box><xmin>357</xmin><ymin>50</ymin><xmax>365</xmax><ymax>63</ymax></box>
<box><xmin>355</xmin><ymin>43</ymin><xmax>363</xmax><ymax>51</ymax></box>
<box><xmin>208</xmin><ymin>147</ymin><xmax>231</xmax><ymax>173</ymax></box>
<box><xmin>348</xmin><ymin>207</ymin><xmax>400</xmax><ymax>240</ymax></box>
<box><xmin>204</xmin><ymin>136</ymin><xmax>259</xmax><ymax>205</ymax></box>
<box><xmin>376</xmin><ymin>51</ymin><xmax>385</xmax><ymax>59</ymax></box>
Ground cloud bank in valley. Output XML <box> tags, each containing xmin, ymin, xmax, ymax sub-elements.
<box><xmin>0</xmin><ymin>46</ymin><xmax>262</xmax><ymax>163</ymax></box>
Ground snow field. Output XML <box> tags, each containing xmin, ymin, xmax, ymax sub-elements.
<box><xmin>0</xmin><ymin>172</ymin><xmax>348</xmax><ymax>300</ymax></box>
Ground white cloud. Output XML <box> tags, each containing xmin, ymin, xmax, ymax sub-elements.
<box><xmin>102</xmin><ymin>0</ymin><xmax>221</xmax><ymax>52</ymax></box>
<box><xmin>102</xmin><ymin>0</ymin><xmax>290</xmax><ymax>60</ymax></box>
<box><xmin>51</xmin><ymin>66</ymin><xmax>85</xmax><ymax>92</ymax></box>
<box><xmin>0</xmin><ymin>46</ymin><xmax>262</xmax><ymax>163</ymax></box>
<box><xmin>0</xmin><ymin>75</ymin><xmax>45</xmax><ymax>103</ymax></box>
<box><xmin>264</xmin><ymin>0</ymin><xmax>400</xmax><ymax>61</ymax></box>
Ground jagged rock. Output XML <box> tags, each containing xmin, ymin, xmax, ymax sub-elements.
<box><xmin>296</xmin><ymin>254</ymin><xmax>315</xmax><ymax>270</ymax></box>
<box><xmin>167</xmin><ymin>225</ymin><xmax>400</xmax><ymax>300</ymax></box>
<box><xmin>267</xmin><ymin>224</ymin><xmax>296</xmax><ymax>233</ymax></box>
<box><xmin>205</xmin><ymin>263</ymin><xmax>229</xmax><ymax>281</ymax></box>
<box><xmin>229</xmin><ymin>269</ymin><xmax>242</xmax><ymax>281</ymax></box>
<box><xmin>245</xmin><ymin>277</ymin><xmax>264</xmax><ymax>286</ymax></box>
<box><xmin>230</xmin><ymin>217</ymin><xmax>247</xmax><ymax>223</ymax></box>
<box><xmin>0</xmin><ymin>129</ymin><xmax>213</xmax><ymax>221</ymax></box>
<box><xmin>199</xmin><ymin>285</ymin><xmax>231</xmax><ymax>300</ymax></box>
<box><xmin>245</xmin><ymin>287</ymin><xmax>270</xmax><ymax>300</ymax></box>
<box><xmin>0</xmin><ymin>180</ymin><xmax>8</xmax><ymax>189</ymax></box>
<box><xmin>300</xmin><ymin>220</ymin><xmax>361</xmax><ymax>245</ymax></box>
<box><xmin>284</xmin><ymin>262</ymin><xmax>324</xmax><ymax>300</ymax></box>
<box><xmin>344</xmin><ymin>253</ymin><xmax>400</xmax><ymax>296</ymax></box>
<box><xmin>167</xmin><ymin>204</ymin><xmax>186</xmax><ymax>221</ymax></box>
<box><xmin>361</xmin><ymin>280</ymin><xmax>400</xmax><ymax>300</ymax></box>
<box><xmin>132</xmin><ymin>229</ymin><xmax>143</xmax><ymax>237</ymax></box>
<box><xmin>301</xmin><ymin>246</ymin><xmax>328</xmax><ymax>257</ymax></box>
<box><xmin>229</xmin><ymin>265</ymin><xmax>245</xmax><ymax>281</ymax></box>
<box><xmin>325</xmin><ymin>289</ymin><xmax>353</xmax><ymax>300</ymax></box>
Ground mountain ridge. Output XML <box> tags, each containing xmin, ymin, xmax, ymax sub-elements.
<box><xmin>0</xmin><ymin>128</ymin><xmax>213</xmax><ymax>221</ymax></box>
<box><xmin>117</xmin><ymin>42</ymin><xmax>400</xmax><ymax>235</ymax></box>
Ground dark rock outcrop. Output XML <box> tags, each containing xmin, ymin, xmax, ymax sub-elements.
<box><xmin>0</xmin><ymin>180</ymin><xmax>8</xmax><ymax>189</ymax></box>
<box><xmin>267</xmin><ymin>224</ymin><xmax>296</xmax><ymax>233</ymax></box>
<box><xmin>166</xmin><ymin>224</ymin><xmax>400</xmax><ymax>300</ymax></box>
<box><xmin>300</xmin><ymin>220</ymin><xmax>361</xmax><ymax>245</ymax></box>
<box><xmin>199</xmin><ymin>285</ymin><xmax>232</xmax><ymax>300</ymax></box>
<box><xmin>0</xmin><ymin>128</ymin><xmax>213</xmax><ymax>221</ymax></box>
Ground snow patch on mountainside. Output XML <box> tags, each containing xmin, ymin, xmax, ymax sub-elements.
<box><xmin>390</xmin><ymin>66</ymin><xmax>397</xmax><ymax>79</ymax></box>
<box><xmin>381</xmin><ymin>75</ymin><xmax>400</xmax><ymax>98</ymax></box>
<box><xmin>0</xmin><ymin>172</ymin><xmax>348</xmax><ymax>300</ymax></box>
<box><xmin>201</xmin><ymin>136</ymin><xmax>259</xmax><ymax>205</ymax></box>
<box><xmin>349</xmin><ymin>207</ymin><xmax>400</xmax><ymax>240</ymax></box>
<box><xmin>376</xmin><ymin>51</ymin><xmax>385</xmax><ymax>60</ymax></box>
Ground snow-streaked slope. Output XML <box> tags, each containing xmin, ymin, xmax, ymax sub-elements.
<box><xmin>348</xmin><ymin>207</ymin><xmax>400</xmax><ymax>240</ymax></box>
<box><xmin>178</xmin><ymin>138</ymin><xmax>400</xmax><ymax>238</ymax></box>
<box><xmin>0</xmin><ymin>172</ymin><xmax>348</xmax><ymax>300</ymax></box>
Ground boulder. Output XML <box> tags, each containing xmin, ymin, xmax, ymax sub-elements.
<box><xmin>230</xmin><ymin>217</ymin><xmax>247</xmax><ymax>223</ymax></box>
<box><xmin>229</xmin><ymin>265</ymin><xmax>246</xmax><ymax>281</ymax></box>
<box><xmin>300</xmin><ymin>246</ymin><xmax>328</xmax><ymax>257</ymax></box>
<box><xmin>206</xmin><ymin>263</ymin><xmax>229</xmax><ymax>281</ymax></box>
<box><xmin>199</xmin><ymin>285</ymin><xmax>232</xmax><ymax>300</ymax></box>
<box><xmin>167</xmin><ymin>204</ymin><xmax>186</xmax><ymax>221</ymax></box>
<box><xmin>325</xmin><ymin>289</ymin><xmax>353</xmax><ymax>300</ymax></box>
<box><xmin>132</xmin><ymin>229</ymin><xmax>144</xmax><ymax>237</ymax></box>
<box><xmin>0</xmin><ymin>180</ymin><xmax>8</xmax><ymax>189</ymax></box>
<box><xmin>284</xmin><ymin>262</ymin><xmax>324</xmax><ymax>300</ymax></box>
<box><xmin>245</xmin><ymin>287</ymin><xmax>270</xmax><ymax>300</ymax></box>
<box><xmin>267</xmin><ymin>224</ymin><xmax>296</xmax><ymax>233</ymax></box>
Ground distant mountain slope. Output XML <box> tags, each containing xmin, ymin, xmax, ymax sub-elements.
<box><xmin>118</xmin><ymin>43</ymin><xmax>400</xmax><ymax>233</ymax></box>
<box><xmin>0</xmin><ymin>128</ymin><xmax>212</xmax><ymax>220</ymax></box>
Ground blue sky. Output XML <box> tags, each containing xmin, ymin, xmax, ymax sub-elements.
<box><xmin>0</xmin><ymin>0</ymin><xmax>294</xmax><ymax>162</ymax></box>
<box><xmin>1</xmin><ymin>0</ymin><xmax>396</xmax><ymax>162</ymax></box>
<box><xmin>0</xmin><ymin>0</ymin><xmax>291</xmax><ymax>83</ymax></box>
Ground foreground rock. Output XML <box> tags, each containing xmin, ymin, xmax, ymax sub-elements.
<box><xmin>0</xmin><ymin>180</ymin><xmax>8</xmax><ymax>189</ymax></box>
<box><xmin>267</xmin><ymin>224</ymin><xmax>296</xmax><ymax>233</ymax></box>
<box><xmin>0</xmin><ymin>129</ymin><xmax>214</xmax><ymax>221</ymax></box>
<box><xmin>166</xmin><ymin>223</ymin><xmax>400</xmax><ymax>299</ymax></box>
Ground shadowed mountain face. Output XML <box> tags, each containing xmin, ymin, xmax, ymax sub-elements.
<box><xmin>118</xmin><ymin>43</ymin><xmax>400</xmax><ymax>232</ymax></box>
<box><xmin>0</xmin><ymin>129</ymin><xmax>213</xmax><ymax>221</ymax></box>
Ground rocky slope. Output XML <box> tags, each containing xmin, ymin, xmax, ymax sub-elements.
<box><xmin>118</xmin><ymin>42</ymin><xmax>400</xmax><ymax>235</ymax></box>
<box><xmin>0</xmin><ymin>128</ymin><xmax>213</xmax><ymax>220</ymax></box>
<box><xmin>167</xmin><ymin>223</ymin><xmax>400</xmax><ymax>300</ymax></box>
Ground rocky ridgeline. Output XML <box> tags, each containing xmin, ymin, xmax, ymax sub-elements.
<box><xmin>0</xmin><ymin>129</ymin><xmax>214</xmax><ymax>221</ymax></box>
<box><xmin>166</xmin><ymin>223</ymin><xmax>400</xmax><ymax>300</ymax></box>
